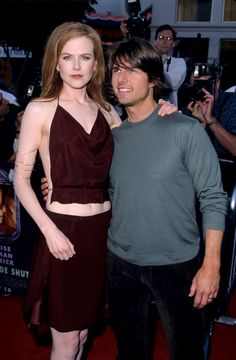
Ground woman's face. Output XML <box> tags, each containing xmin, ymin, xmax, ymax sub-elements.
<box><xmin>56</xmin><ymin>36</ymin><xmax>97</xmax><ymax>90</ymax></box>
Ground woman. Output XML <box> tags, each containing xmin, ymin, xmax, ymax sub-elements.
<box><xmin>14</xmin><ymin>22</ymin><xmax>176</xmax><ymax>359</ymax></box>
<box><xmin>14</xmin><ymin>22</ymin><xmax>121</xmax><ymax>359</ymax></box>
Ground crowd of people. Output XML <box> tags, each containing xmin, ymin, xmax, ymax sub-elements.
<box><xmin>0</xmin><ymin>17</ymin><xmax>235</xmax><ymax>360</ymax></box>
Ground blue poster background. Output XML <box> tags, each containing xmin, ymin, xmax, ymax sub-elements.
<box><xmin>0</xmin><ymin>161</ymin><xmax>43</xmax><ymax>296</ymax></box>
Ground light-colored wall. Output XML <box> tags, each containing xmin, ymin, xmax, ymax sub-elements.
<box><xmin>93</xmin><ymin>0</ymin><xmax>236</xmax><ymax>63</ymax></box>
<box><xmin>151</xmin><ymin>0</ymin><xmax>236</xmax><ymax>62</ymax></box>
<box><xmin>93</xmin><ymin>0</ymin><xmax>152</xmax><ymax>17</ymax></box>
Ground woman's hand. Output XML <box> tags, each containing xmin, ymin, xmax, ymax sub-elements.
<box><xmin>42</xmin><ymin>224</ymin><xmax>76</xmax><ymax>261</ymax></box>
<box><xmin>158</xmin><ymin>99</ymin><xmax>178</xmax><ymax>116</ymax></box>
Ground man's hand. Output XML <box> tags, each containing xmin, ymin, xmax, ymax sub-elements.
<box><xmin>120</xmin><ymin>20</ymin><xmax>129</xmax><ymax>39</ymax></box>
<box><xmin>189</xmin><ymin>229</ymin><xmax>223</xmax><ymax>309</ymax></box>
<box><xmin>187</xmin><ymin>88</ymin><xmax>216</xmax><ymax>127</ymax></box>
<box><xmin>187</xmin><ymin>101</ymin><xmax>207</xmax><ymax>127</ymax></box>
<box><xmin>189</xmin><ymin>264</ymin><xmax>220</xmax><ymax>309</ymax></box>
<box><xmin>41</xmin><ymin>177</ymin><xmax>49</xmax><ymax>202</ymax></box>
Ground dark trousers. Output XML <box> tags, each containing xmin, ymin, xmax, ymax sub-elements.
<box><xmin>107</xmin><ymin>251</ymin><xmax>207</xmax><ymax>360</ymax></box>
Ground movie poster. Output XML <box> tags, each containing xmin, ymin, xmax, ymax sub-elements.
<box><xmin>0</xmin><ymin>164</ymin><xmax>38</xmax><ymax>295</ymax></box>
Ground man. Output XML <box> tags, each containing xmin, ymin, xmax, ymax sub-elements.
<box><xmin>186</xmin><ymin>67</ymin><xmax>236</xmax><ymax>194</ymax></box>
<box><xmin>155</xmin><ymin>24</ymin><xmax>186</xmax><ymax>107</ymax></box>
<box><xmin>107</xmin><ymin>38</ymin><xmax>228</xmax><ymax>360</ymax></box>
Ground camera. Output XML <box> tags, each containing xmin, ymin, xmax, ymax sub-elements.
<box><xmin>189</xmin><ymin>61</ymin><xmax>222</xmax><ymax>102</ymax></box>
<box><xmin>125</xmin><ymin>0</ymin><xmax>150</xmax><ymax>39</ymax></box>
<box><xmin>189</xmin><ymin>84</ymin><xmax>209</xmax><ymax>102</ymax></box>
<box><xmin>193</xmin><ymin>63</ymin><xmax>213</xmax><ymax>78</ymax></box>
<box><xmin>189</xmin><ymin>79</ymin><xmax>214</xmax><ymax>102</ymax></box>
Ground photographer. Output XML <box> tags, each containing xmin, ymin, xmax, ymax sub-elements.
<box><xmin>185</xmin><ymin>64</ymin><xmax>236</xmax><ymax>194</ymax></box>
<box><xmin>121</xmin><ymin>0</ymin><xmax>150</xmax><ymax>40</ymax></box>
<box><xmin>154</xmin><ymin>24</ymin><xmax>187</xmax><ymax>107</ymax></box>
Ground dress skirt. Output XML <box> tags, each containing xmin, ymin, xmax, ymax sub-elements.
<box><xmin>23</xmin><ymin>208</ymin><xmax>111</xmax><ymax>332</ymax></box>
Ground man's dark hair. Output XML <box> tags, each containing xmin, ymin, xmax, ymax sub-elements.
<box><xmin>108</xmin><ymin>37</ymin><xmax>165</xmax><ymax>101</ymax></box>
<box><xmin>108</xmin><ymin>37</ymin><xmax>165</xmax><ymax>87</ymax></box>
<box><xmin>155</xmin><ymin>24</ymin><xmax>177</xmax><ymax>41</ymax></box>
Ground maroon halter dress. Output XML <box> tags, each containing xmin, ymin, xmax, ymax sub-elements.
<box><xmin>23</xmin><ymin>105</ymin><xmax>113</xmax><ymax>332</ymax></box>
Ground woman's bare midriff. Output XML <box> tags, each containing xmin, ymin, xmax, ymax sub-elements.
<box><xmin>46</xmin><ymin>200</ymin><xmax>111</xmax><ymax>217</ymax></box>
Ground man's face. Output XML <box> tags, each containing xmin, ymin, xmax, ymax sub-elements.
<box><xmin>111</xmin><ymin>60</ymin><xmax>154</xmax><ymax>108</ymax></box>
<box><xmin>155</xmin><ymin>30</ymin><xmax>175</xmax><ymax>56</ymax></box>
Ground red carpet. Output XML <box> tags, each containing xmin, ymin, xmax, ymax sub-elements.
<box><xmin>0</xmin><ymin>289</ymin><xmax>236</xmax><ymax>360</ymax></box>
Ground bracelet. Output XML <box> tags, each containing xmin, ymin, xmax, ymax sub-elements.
<box><xmin>207</xmin><ymin>118</ymin><xmax>217</xmax><ymax>127</ymax></box>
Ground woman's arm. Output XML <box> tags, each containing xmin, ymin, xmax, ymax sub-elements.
<box><xmin>13</xmin><ymin>101</ymin><xmax>75</xmax><ymax>260</ymax></box>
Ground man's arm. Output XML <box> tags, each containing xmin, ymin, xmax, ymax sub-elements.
<box><xmin>189</xmin><ymin>229</ymin><xmax>223</xmax><ymax>308</ymax></box>
<box><xmin>189</xmin><ymin>90</ymin><xmax>236</xmax><ymax>156</ymax></box>
<box><xmin>206</xmin><ymin>120</ymin><xmax>236</xmax><ymax>156</ymax></box>
<box><xmin>183</xmin><ymin>120</ymin><xmax>228</xmax><ymax>309</ymax></box>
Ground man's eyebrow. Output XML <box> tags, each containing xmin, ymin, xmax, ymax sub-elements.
<box><xmin>113</xmin><ymin>62</ymin><xmax>133</xmax><ymax>70</ymax></box>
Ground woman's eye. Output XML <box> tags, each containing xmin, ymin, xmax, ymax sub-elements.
<box><xmin>63</xmin><ymin>55</ymin><xmax>71</xmax><ymax>61</ymax></box>
<box><xmin>81</xmin><ymin>55</ymin><xmax>91</xmax><ymax>61</ymax></box>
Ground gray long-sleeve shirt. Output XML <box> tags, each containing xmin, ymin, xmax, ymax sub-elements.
<box><xmin>108</xmin><ymin>109</ymin><xmax>228</xmax><ymax>266</ymax></box>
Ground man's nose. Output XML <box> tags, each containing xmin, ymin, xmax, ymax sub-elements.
<box><xmin>117</xmin><ymin>70</ymin><xmax>129</xmax><ymax>82</ymax></box>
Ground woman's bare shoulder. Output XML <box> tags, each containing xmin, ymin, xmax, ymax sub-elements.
<box><xmin>23</xmin><ymin>98</ymin><xmax>57</xmax><ymax>123</ymax></box>
<box><xmin>27</xmin><ymin>97</ymin><xmax>57</xmax><ymax>112</ymax></box>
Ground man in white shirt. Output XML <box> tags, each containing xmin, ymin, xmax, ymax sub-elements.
<box><xmin>155</xmin><ymin>24</ymin><xmax>186</xmax><ymax>106</ymax></box>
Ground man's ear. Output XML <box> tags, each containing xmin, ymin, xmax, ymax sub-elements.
<box><xmin>149</xmin><ymin>81</ymin><xmax>155</xmax><ymax>88</ymax></box>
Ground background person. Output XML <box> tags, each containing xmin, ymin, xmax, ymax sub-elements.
<box><xmin>185</xmin><ymin>65</ymin><xmax>236</xmax><ymax>194</ymax></box>
<box><xmin>154</xmin><ymin>24</ymin><xmax>187</xmax><ymax>107</ymax></box>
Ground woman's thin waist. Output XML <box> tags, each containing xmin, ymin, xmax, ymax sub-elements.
<box><xmin>46</xmin><ymin>200</ymin><xmax>111</xmax><ymax>217</ymax></box>
<box><xmin>50</xmin><ymin>186</ymin><xmax>109</xmax><ymax>204</ymax></box>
